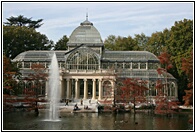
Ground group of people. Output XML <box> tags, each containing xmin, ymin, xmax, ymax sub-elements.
<box><xmin>72</xmin><ymin>99</ymin><xmax>92</xmax><ymax>111</ymax></box>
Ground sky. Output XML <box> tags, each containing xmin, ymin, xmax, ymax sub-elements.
<box><xmin>2</xmin><ymin>1</ymin><xmax>194</xmax><ymax>43</ymax></box>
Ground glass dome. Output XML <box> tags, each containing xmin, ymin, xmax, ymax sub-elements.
<box><xmin>67</xmin><ymin>19</ymin><xmax>103</xmax><ymax>46</ymax></box>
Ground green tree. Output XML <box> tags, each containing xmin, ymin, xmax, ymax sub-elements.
<box><xmin>3</xmin><ymin>25</ymin><xmax>53</xmax><ymax>59</ymax></box>
<box><xmin>134</xmin><ymin>33</ymin><xmax>149</xmax><ymax>51</ymax></box>
<box><xmin>146</xmin><ymin>31</ymin><xmax>166</xmax><ymax>56</ymax></box>
<box><xmin>166</xmin><ymin>19</ymin><xmax>193</xmax><ymax>76</ymax></box>
<box><xmin>54</xmin><ymin>35</ymin><xmax>69</xmax><ymax>50</ymax></box>
<box><xmin>165</xmin><ymin>19</ymin><xmax>193</xmax><ymax>103</ymax></box>
<box><xmin>104</xmin><ymin>35</ymin><xmax>116</xmax><ymax>50</ymax></box>
<box><xmin>104</xmin><ymin>35</ymin><xmax>139</xmax><ymax>51</ymax></box>
<box><xmin>4</xmin><ymin>15</ymin><xmax>43</xmax><ymax>29</ymax></box>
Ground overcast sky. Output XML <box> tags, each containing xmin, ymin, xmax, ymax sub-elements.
<box><xmin>2</xmin><ymin>2</ymin><xmax>193</xmax><ymax>43</ymax></box>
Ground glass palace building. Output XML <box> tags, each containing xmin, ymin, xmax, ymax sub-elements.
<box><xmin>12</xmin><ymin>17</ymin><xmax>178</xmax><ymax>103</ymax></box>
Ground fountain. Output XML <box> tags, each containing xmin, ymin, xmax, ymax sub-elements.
<box><xmin>46</xmin><ymin>52</ymin><xmax>60</xmax><ymax>121</ymax></box>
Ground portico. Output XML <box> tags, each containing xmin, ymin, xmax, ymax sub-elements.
<box><xmin>61</xmin><ymin>76</ymin><xmax>115</xmax><ymax>101</ymax></box>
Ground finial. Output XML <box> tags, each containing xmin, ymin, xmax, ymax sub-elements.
<box><xmin>86</xmin><ymin>8</ymin><xmax>88</xmax><ymax>20</ymax></box>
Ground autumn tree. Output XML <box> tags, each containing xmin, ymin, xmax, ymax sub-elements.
<box><xmin>23</xmin><ymin>63</ymin><xmax>48</xmax><ymax>114</ymax></box>
<box><xmin>3</xmin><ymin>55</ymin><xmax>21</xmax><ymax>111</ymax></box>
<box><xmin>3</xmin><ymin>55</ymin><xmax>20</xmax><ymax>95</ymax></box>
<box><xmin>155</xmin><ymin>51</ymin><xmax>179</xmax><ymax>115</ymax></box>
<box><xmin>154</xmin><ymin>79</ymin><xmax>179</xmax><ymax>115</ymax></box>
<box><xmin>120</xmin><ymin>78</ymin><xmax>148</xmax><ymax>114</ymax></box>
<box><xmin>181</xmin><ymin>50</ymin><xmax>193</xmax><ymax>106</ymax></box>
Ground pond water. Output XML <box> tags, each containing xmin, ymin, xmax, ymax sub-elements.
<box><xmin>3</xmin><ymin>111</ymin><xmax>193</xmax><ymax>131</ymax></box>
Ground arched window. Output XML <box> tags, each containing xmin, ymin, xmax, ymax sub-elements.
<box><xmin>66</xmin><ymin>48</ymin><xmax>99</xmax><ymax>70</ymax></box>
<box><xmin>169</xmin><ymin>82</ymin><xmax>176</xmax><ymax>96</ymax></box>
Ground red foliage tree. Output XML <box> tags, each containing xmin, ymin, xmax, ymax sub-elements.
<box><xmin>23</xmin><ymin>63</ymin><xmax>48</xmax><ymax>113</ymax></box>
<box><xmin>3</xmin><ymin>55</ymin><xmax>20</xmax><ymax>111</ymax></box>
<box><xmin>155</xmin><ymin>51</ymin><xmax>179</xmax><ymax>115</ymax></box>
<box><xmin>3</xmin><ymin>55</ymin><xmax>19</xmax><ymax>94</ymax></box>
<box><xmin>120</xmin><ymin>78</ymin><xmax>148</xmax><ymax>114</ymax></box>
<box><xmin>181</xmin><ymin>50</ymin><xmax>193</xmax><ymax>124</ymax></box>
<box><xmin>181</xmin><ymin>50</ymin><xmax>193</xmax><ymax>106</ymax></box>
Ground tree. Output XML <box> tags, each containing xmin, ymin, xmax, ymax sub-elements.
<box><xmin>182</xmin><ymin>50</ymin><xmax>193</xmax><ymax>106</ymax></box>
<box><xmin>134</xmin><ymin>33</ymin><xmax>149</xmax><ymax>51</ymax></box>
<box><xmin>54</xmin><ymin>35</ymin><xmax>69</xmax><ymax>50</ymax></box>
<box><xmin>104</xmin><ymin>35</ymin><xmax>117</xmax><ymax>50</ymax></box>
<box><xmin>104</xmin><ymin>35</ymin><xmax>140</xmax><ymax>51</ymax></box>
<box><xmin>23</xmin><ymin>63</ymin><xmax>48</xmax><ymax>114</ymax></box>
<box><xmin>4</xmin><ymin>15</ymin><xmax>43</xmax><ymax>29</ymax></box>
<box><xmin>154</xmin><ymin>80</ymin><xmax>179</xmax><ymax>115</ymax></box>
<box><xmin>3</xmin><ymin>55</ymin><xmax>20</xmax><ymax>95</ymax></box>
<box><xmin>181</xmin><ymin>50</ymin><xmax>193</xmax><ymax>90</ymax></box>
<box><xmin>3</xmin><ymin>55</ymin><xmax>21</xmax><ymax>111</ymax></box>
<box><xmin>155</xmin><ymin>51</ymin><xmax>179</xmax><ymax>115</ymax></box>
<box><xmin>146</xmin><ymin>31</ymin><xmax>166</xmax><ymax>56</ymax></box>
<box><xmin>120</xmin><ymin>78</ymin><xmax>148</xmax><ymax>114</ymax></box>
<box><xmin>3</xmin><ymin>25</ymin><xmax>53</xmax><ymax>59</ymax></box>
<box><xmin>166</xmin><ymin>19</ymin><xmax>193</xmax><ymax>75</ymax></box>
<box><xmin>166</xmin><ymin>19</ymin><xmax>193</xmax><ymax>103</ymax></box>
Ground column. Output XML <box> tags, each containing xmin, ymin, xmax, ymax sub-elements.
<box><xmin>66</xmin><ymin>79</ymin><xmax>70</xmax><ymax>99</ymax></box>
<box><xmin>83</xmin><ymin>79</ymin><xmax>88</xmax><ymax>99</ymax></box>
<box><xmin>75</xmin><ymin>78</ymin><xmax>79</xmax><ymax>99</ymax></box>
<box><xmin>78</xmin><ymin>80</ymin><xmax>80</xmax><ymax>99</ymax></box>
<box><xmin>98</xmin><ymin>79</ymin><xmax>102</xmax><ymax>100</ymax></box>
<box><xmin>61</xmin><ymin>79</ymin><xmax>65</xmax><ymax>99</ymax></box>
<box><xmin>22</xmin><ymin>61</ymin><xmax>24</xmax><ymax>68</ymax></box>
<box><xmin>146</xmin><ymin>62</ymin><xmax>148</xmax><ymax>70</ymax></box>
<box><xmin>175</xmin><ymin>83</ymin><xmax>178</xmax><ymax>97</ymax></box>
<box><xmin>92</xmin><ymin>79</ymin><xmax>96</xmax><ymax>100</ymax></box>
<box><xmin>45</xmin><ymin>80</ymin><xmax>49</xmax><ymax>98</ymax></box>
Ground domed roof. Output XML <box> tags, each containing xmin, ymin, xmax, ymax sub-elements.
<box><xmin>67</xmin><ymin>17</ymin><xmax>103</xmax><ymax>46</ymax></box>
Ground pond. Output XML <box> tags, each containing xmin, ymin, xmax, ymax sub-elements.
<box><xmin>3</xmin><ymin>111</ymin><xmax>193</xmax><ymax>131</ymax></box>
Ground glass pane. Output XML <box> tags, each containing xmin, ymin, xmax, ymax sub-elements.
<box><xmin>132</xmin><ymin>63</ymin><xmax>138</xmax><ymax>69</ymax></box>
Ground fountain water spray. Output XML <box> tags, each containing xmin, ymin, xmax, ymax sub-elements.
<box><xmin>47</xmin><ymin>52</ymin><xmax>60</xmax><ymax>121</ymax></box>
